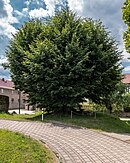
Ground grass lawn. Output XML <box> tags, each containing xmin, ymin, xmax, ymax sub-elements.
<box><xmin>0</xmin><ymin>112</ymin><xmax>41</xmax><ymax>121</ymax></box>
<box><xmin>0</xmin><ymin>129</ymin><xmax>57</xmax><ymax>163</ymax></box>
<box><xmin>44</xmin><ymin>112</ymin><xmax>130</xmax><ymax>133</ymax></box>
<box><xmin>0</xmin><ymin>111</ymin><xmax>130</xmax><ymax>133</ymax></box>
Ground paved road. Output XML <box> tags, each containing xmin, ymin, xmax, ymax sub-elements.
<box><xmin>0</xmin><ymin>119</ymin><xmax>130</xmax><ymax>163</ymax></box>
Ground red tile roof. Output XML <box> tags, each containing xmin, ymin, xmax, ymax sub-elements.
<box><xmin>122</xmin><ymin>74</ymin><xmax>130</xmax><ymax>84</ymax></box>
<box><xmin>0</xmin><ymin>78</ymin><xmax>14</xmax><ymax>89</ymax></box>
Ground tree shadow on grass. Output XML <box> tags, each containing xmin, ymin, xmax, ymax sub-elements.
<box><xmin>25</xmin><ymin>114</ymin><xmax>42</xmax><ymax>121</ymax></box>
<box><xmin>24</xmin><ymin>112</ymin><xmax>130</xmax><ymax>133</ymax></box>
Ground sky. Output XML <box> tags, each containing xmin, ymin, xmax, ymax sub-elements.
<box><xmin>0</xmin><ymin>0</ymin><xmax>129</xmax><ymax>79</ymax></box>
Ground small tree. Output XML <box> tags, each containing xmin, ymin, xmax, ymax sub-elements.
<box><xmin>6</xmin><ymin>10</ymin><xmax>122</xmax><ymax>113</ymax></box>
<box><xmin>109</xmin><ymin>83</ymin><xmax>126</xmax><ymax>112</ymax></box>
<box><xmin>122</xmin><ymin>93</ymin><xmax>130</xmax><ymax>112</ymax></box>
<box><xmin>122</xmin><ymin>0</ymin><xmax>130</xmax><ymax>53</ymax></box>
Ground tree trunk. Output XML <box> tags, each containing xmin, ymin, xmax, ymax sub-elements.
<box><xmin>105</xmin><ymin>101</ymin><xmax>112</xmax><ymax>114</ymax></box>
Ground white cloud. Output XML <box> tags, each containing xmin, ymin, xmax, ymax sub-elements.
<box><xmin>3</xmin><ymin>0</ymin><xmax>18</xmax><ymax>24</ymax></box>
<box><xmin>0</xmin><ymin>57</ymin><xmax>10</xmax><ymax>79</ymax></box>
<box><xmin>24</xmin><ymin>0</ymin><xmax>30</xmax><ymax>7</ymax></box>
<box><xmin>0</xmin><ymin>57</ymin><xmax>8</xmax><ymax>64</ymax></box>
<box><xmin>0</xmin><ymin>0</ymin><xmax>18</xmax><ymax>38</ymax></box>
<box><xmin>14</xmin><ymin>10</ymin><xmax>24</xmax><ymax>17</ymax></box>
<box><xmin>22</xmin><ymin>7</ymin><xmax>28</xmax><ymax>12</ymax></box>
<box><xmin>122</xmin><ymin>58</ymin><xmax>129</xmax><ymax>63</ymax></box>
<box><xmin>43</xmin><ymin>0</ymin><xmax>83</xmax><ymax>17</ymax></box>
<box><xmin>44</xmin><ymin>0</ymin><xmax>57</xmax><ymax>16</ymax></box>
<box><xmin>24</xmin><ymin>0</ymin><xmax>41</xmax><ymax>7</ymax></box>
<box><xmin>123</xmin><ymin>66</ymin><xmax>130</xmax><ymax>72</ymax></box>
<box><xmin>0</xmin><ymin>21</ymin><xmax>17</xmax><ymax>38</ymax></box>
<box><xmin>118</xmin><ymin>35</ymin><xmax>129</xmax><ymax>60</ymax></box>
<box><xmin>29</xmin><ymin>8</ymin><xmax>48</xmax><ymax>18</ymax></box>
<box><xmin>68</xmin><ymin>0</ymin><xmax>129</xmax><ymax>61</ymax></box>
<box><xmin>122</xmin><ymin>49</ymin><xmax>129</xmax><ymax>60</ymax></box>
<box><xmin>0</xmin><ymin>0</ymin><xmax>7</xmax><ymax>18</ymax></box>
<box><xmin>0</xmin><ymin>66</ymin><xmax>10</xmax><ymax>79</ymax></box>
<box><xmin>68</xmin><ymin>0</ymin><xmax>84</xmax><ymax>13</ymax></box>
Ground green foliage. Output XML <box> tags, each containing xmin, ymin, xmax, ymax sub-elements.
<box><xmin>6</xmin><ymin>10</ymin><xmax>122</xmax><ymax>113</ymax></box>
<box><xmin>0</xmin><ymin>129</ymin><xmax>56</xmax><ymax>163</ymax></box>
<box><xmin>93</xmin><ymin>83</ymin><xmax>128</xmax><ymax>113</ymax></box>
<box><xmin>122</xmin><ymin>0</ymin><xmax>130</xmax><ymax>53</ymax></box>
<box><xmin>108</xmin><ymin>82</ymin><xmax>130</xmax><ymax>112</ymax></box>
<box><xmin>108</xmin><ymin>83</ymin><xmax>126</xmax><ymax>111</ymax></box>
<box><xmin>123</xmin><ymin>93</ymin><xmax>130</xmax><ymax>112</ymax></box>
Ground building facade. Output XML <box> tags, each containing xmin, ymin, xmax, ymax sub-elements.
<box><xmin>122</xmin><ymin>74</ymin><xmax>130</xmax><ymax>92</ymax></box>
<box><xmin>0</xmin><ymin>78</ymin><xmax>26</xmax><ymax>109</ymax></box>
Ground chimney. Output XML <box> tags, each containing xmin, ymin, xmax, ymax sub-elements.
<box><xmin>2</xmin><ymin>78</ymin><xmax>5</xmax><ymax>82</ymax></box>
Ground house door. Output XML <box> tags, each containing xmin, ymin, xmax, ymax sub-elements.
<box><xmin>0</xmin><ymin>95</ymin><xmax>9</xmax><ymax>113</ymax></box>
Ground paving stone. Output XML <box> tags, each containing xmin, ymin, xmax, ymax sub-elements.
<box><xmin>1</xmin><ymin>119</ymin><xmax>130</xmax><ymax>163</ymax></box>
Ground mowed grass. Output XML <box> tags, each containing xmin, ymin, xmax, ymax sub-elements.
<box><xmin>0</xmin><ymin>129</ymin><xmax>57</xmax><ymax>163</ymax></box>
<box><xmin>0</xmin><ymin>112</ymin><xmax>41</xmax><ymax>121</ymax></box>
<box><xmin>44</xmin><ymin>112</ymin><xmax>130</xmax><ymax>133</ymax></box>
<box><xmin>0</xmin><ymin>111</ymin><xmax>130</xmax><ymax>133</ymax></box>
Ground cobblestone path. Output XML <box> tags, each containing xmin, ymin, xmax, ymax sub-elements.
<box><xmin>0</xmin><ymin>119</ymin><xmax>130</xmax><ymax>163</ymax></box>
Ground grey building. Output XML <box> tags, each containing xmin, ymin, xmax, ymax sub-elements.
<box><xmin>0</xmin><ymin>78</ymin><xmax>26</xmax><ymax>109</ymax></box>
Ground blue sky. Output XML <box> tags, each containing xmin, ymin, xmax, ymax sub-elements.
<box><xmin>0</xmin><ymin>0</ymin><xmax>129</xmax><ymax>79</ymax></box>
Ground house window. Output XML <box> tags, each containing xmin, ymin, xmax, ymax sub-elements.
<box><xmin>125</xmin><ymin>86</ymin><xmax>130</xmax><ymax>93</ymax></box>
<box><xmin>23</xmin><ymin>99</ymin><xmax>26</xmax><ymax>103</ymax></box>
<box><xmin>1</xmin><ymin>89</ymin><xmax>4</xmax><ymax>93</ymax></box>
<box><xmin>128</xmin><ymin>87</ymin><xmax>130</xmax><ymax>92</ymax></box>
<box><xmin>11</xmin><ymin>98</ymin><xmax>14</xmax><ymax>103</ymax></box>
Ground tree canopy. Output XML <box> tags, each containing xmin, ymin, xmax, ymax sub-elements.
<box><xmin>122</xmin><ymin>0</ymin><xmax>130</xmax><ymax>53</ymax></box>
<box><xmin>6</xmin><ymin>10</ymin><xmax>122</xmax><ymax>113</ymax></box>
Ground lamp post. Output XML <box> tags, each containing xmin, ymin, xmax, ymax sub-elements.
<box><xmin>42</xmin><ymin>108</ymin><xmax>46</xmax><ymax>121</ymax></box>
<box><xmin>42</xmin><ymin>108</ymin><xmax>44</xmax><ymax>121</ymax></box>
<box><xmin>18</xmin><ymin>89</ymin><xmax>21</xmax><ymax>114</ymax></box>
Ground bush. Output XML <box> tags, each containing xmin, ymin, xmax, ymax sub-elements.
<box><xmin>124</xmin><ymin>106</ymin><xmax>130</xmax><ymax>112</ymax></box>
